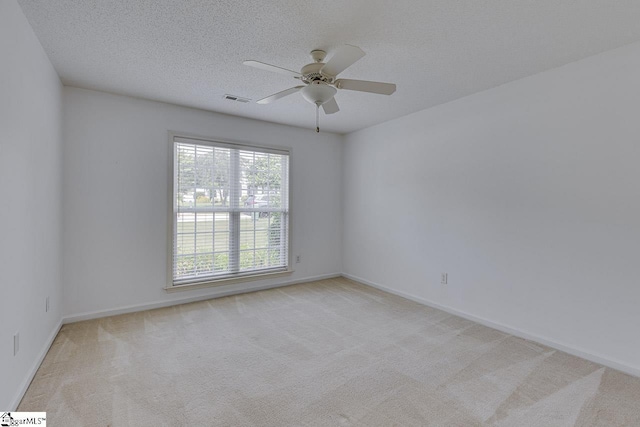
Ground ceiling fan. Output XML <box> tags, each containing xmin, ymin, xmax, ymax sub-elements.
<box><xmin>244</xmin><ymin>45</ymin><xmax>396</xmax><ymax>132</ymax></box>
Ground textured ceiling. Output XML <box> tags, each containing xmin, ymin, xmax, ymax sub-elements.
<box><xmin>17</xmin><ymin>0</ymin><xmax>640</xmax><ymax>134</ymax></box>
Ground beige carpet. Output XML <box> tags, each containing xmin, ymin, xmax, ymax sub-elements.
<box><xmin>19</xmin><ymin>277</ymin><xmax>640</xmax><ymax>426</ymax></box>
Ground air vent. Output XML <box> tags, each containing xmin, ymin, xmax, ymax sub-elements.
<box><xmin>224</xmin><ymin>94</ymin><xmax>250</xmax><ymax>103</ymax></box>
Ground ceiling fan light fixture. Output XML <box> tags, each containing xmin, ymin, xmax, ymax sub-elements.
<box><xmin>301</xmin><ymin>82</ymin><xmax>337</xmax><ymax>106</ymax></box>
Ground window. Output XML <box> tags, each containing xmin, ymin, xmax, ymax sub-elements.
<box><xmin>171</xmin><ymin>135</ymin><xmax>290</xmax><ymax>287</ymax></box>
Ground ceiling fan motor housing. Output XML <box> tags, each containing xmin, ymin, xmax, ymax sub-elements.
<box><xmin>300</xmin><ymin>62</ymin><xmax>333</xmax><ymax>84</ymax></box>
<box><xmin>301</xmin><ymin>81</ymin><xmax>337</xmax><ymax>106</ymax></box>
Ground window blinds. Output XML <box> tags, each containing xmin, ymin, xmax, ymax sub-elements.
<box><xmin>172</xmin><ymin>136</ymin><xmax>290</xmax><ymax>285</ymax></box>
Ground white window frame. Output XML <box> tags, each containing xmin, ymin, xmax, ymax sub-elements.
<box><xmin>166</xmin><ymin>132</ymin><xmax>293</xmax><ymax>292</ymax></box>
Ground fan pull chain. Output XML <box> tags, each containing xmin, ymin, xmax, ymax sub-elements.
<box><xmin>316</xmin><ymin>103</ymin><xmax>320</xmax><ymax>133</ymax></box>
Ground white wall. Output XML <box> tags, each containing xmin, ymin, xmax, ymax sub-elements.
<box><xmin>0</xmin><ymin>0</ymin><xmax>64</xmax><ymax>409</ymax></box>
<box><xmin>62</xmin><ymin>87</ymin><xmax>343</xmax><ymax>319</ymax></box>
<box><xmin>343</xmin><ymin>41</ymin><xmax>640</xmax><ymax>375</ymax></box>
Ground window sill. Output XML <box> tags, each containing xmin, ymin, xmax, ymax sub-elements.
<box><xmin>164</xmin><ymin>269</ymin><xmax>294</xmax><ymax>293</ymax></box>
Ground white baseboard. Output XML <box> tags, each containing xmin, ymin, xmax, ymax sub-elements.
<box><xmin>63</xmin><ymin>273</ymin><xmax>342</xmax><ymax>324</ymax></box>
<box><xmin>10</xmin><ymin>319</ymin><xmax>63</xmax><ymax>411</ymax></box>
<box><xmin>342</xmin><ymin>273</ymin><xmax>640</xmax><ymax>379</ymax></box>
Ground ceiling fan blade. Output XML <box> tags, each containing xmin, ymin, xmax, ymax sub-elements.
<box><xmin>320</xmin><ymin>45</ymin><xmax>365</xmax><ymax>77</ymax></box>
<box><xmin>243</xmin><ymin>60</ymin><xmax>301</xmax><ymax>78</ymax></box>
<box><xmin>335</xmin><ymin>79</ymin><xmax>396</xmax><ymax>95</ymax></box>
<box><xmin>322</xmin><ymin>97</ymin><xmax>340</xmax><ymax>114</ymax></box>
<box><xmin>256</xmin><ymin>86</ymin><xmax>305</xmax><ymax>104</ymax></box>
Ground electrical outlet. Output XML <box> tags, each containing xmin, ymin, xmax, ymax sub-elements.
<box><xmin>296</xmin><ymin>255</ymin><xmax>301</xmax><ymax>264</ymax></box>
<box><xmin>46</xmin><ymin>296</ymin><xmax>50</xmax><ymax>313</ymax></box>
<box><xmin>441</xmin><ymin>273</ymin><xmax>448</xmax><ymax>285</ymax></box>
<box><xmin>14</xmin><ymin>332</ymin><xmax>19</xmax><ymax>356</ymax></box>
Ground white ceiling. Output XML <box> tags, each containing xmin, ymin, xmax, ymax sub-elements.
<box><xmin>17</xmin><ymin>0</ymin><xmax>640</xmax><ymax>134</ymax></box>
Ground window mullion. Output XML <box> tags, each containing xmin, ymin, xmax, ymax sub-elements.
<box><xmin>193</xmin><ymin>145</ymin><xmax>198</xmax><ymax>277</ymax></box>
<box><xmin>229</xmin><ymin>149</ymin><xmax>240</xmax><ymax>272</ymax></box>
<box><xmin>280</xmin><ymin>157</ymin><xmax>288</xmax><ymax>265</ymax></box>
